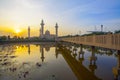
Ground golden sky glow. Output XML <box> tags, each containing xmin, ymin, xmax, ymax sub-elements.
<box><xmin>0</xmin><ymin>0</ymin><xmax>120</xmax><ymax>37</ymax></box>
<box><xmin>15</xmin><ymin>29</ymin><xmax>21</xmax><ymax>34</ymax></box>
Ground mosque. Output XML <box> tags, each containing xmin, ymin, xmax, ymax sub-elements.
<box><xmin>40</xmin><ymin>20</ymin><xmax>58</xmax><ymax>39</ymax></box>
<box><xmin>28</xmin><ymin>20</ymin><xmax>59</xmax><ymax>40</ymax></box>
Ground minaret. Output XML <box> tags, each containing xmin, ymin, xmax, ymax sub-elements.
<box><xmin>39</xmin><ymin>28</ymin><xmax>41</xmax><ymax>37</ymax></box>
<box><xmin>28</xmin><ymin>26</ymin><xmax>30</xmax><ymax>39</ymax></box>
<box><xmin>101</xmin><ymin>25</ymin><xmax>103</xmax><ymax>32</ymax></box>
<box><xmin>55</xmin><ymin>23</ymin><xmax>58</xmax><ymax>39</ymax></box>
<box><xmin>40</xmin><ymin>20</ymin><xmax>45</xmax><ymax>38</ymax></box>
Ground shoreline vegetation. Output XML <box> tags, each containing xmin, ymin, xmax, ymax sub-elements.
<box><xmin>0</xmin><ymin>36</ymin><xmax>58</xmax><ymax>44</ymax></box>
<box><xmin>0</xmin><ymin>39</ymin><xmax>56</xmax><ymax>44</ymax></box>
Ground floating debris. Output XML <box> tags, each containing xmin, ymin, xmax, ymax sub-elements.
<box><xmin>0</xmin><ymin>59</ymin><xmax>2</xmax><ymax>61</ymax></box>
<box><xmin>6</xmin><ymin>54</ymin><xmax>9</xmax><ymax>56</ymax></box>
<box><xmin>18</xmin><ymin>70</ymin><xmax>30</xmax><ymax>79</ymax></box>
<box><xmin>3</xmin><ymin>55</ymin><xmax>8</xmax><ymax>58</ymax></box>
<box><xmin>36</xmin><ymin>62</ymin><xmax>41</xmax><ymax>67</ymax></box>
<box><xmin>44</xmin><ymin>75</ymin><xmax>57</xmax><ymax>80</ymax></box>
<box><xmin>4</xmin><ymin>59</ymin><xmax>7</xmax><ymax>61</ymax></box>
<box><xmin>9</xmin><ymin>67</ymin><xmax>17</xmax><ymax>72</ymax></box>
<box><xmin>10</xmin><ymin>56</ymin><xmax>17</xmax><ymax>58</ymax></box>
<box><xmin>2</xmin><ymin>62</ymin><xmax>10</xmax><ymax>66</ymax></box>
<box><xmin>22</xmin><ymin>62</ymin><xmax>30</xmax><ymax>66</ymax></box>
<box><xmin>23</xmin><ymin>71</ymin><xmax>29</xmax><ymax>78</ymax></box>
<box><xmin>52</xmin><ymin>75</ymin><xmax>55</xmax><ymax>77</ymax></box>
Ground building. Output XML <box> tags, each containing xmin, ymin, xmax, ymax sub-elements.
<box><xmin>28</xmin><ymin>26</ymin><xmax>30</xmax><ymax>39</ymax></box>
<box><xmin>39</xmin><ymin>20</ymin><xmax>59</xmax><ymax>40</ymax></box>
<box><xmin>55</xmin><ymin>23</ymin><xmax>58</xmax><ymax>40</ymax></box>
<box><xmin>40</xmin><ymin>20</ymin><xmax>44</xmax><ymax>38</ymax></box>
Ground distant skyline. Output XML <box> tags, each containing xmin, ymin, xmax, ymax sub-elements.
<box><xmin>0</xmin><ymin>0</ymin><xmax>120</xmax><ymax>37</ymax></box>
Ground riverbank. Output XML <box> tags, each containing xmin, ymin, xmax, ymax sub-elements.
<box><xmin>0</xmin><ymin>39</ymin><xmax>56</xmax><ymax>44</ymax></box>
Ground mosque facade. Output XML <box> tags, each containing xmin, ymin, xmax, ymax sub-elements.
<box><xmin>39</xmin><ymin>20</ymin><xmax>58</xmax><ymax>40</ymax></box>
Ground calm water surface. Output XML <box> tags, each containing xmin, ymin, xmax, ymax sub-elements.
<box><xmin>0</xmin><ymin>42</ymin><xmax>119</xmax><ymax>80</ymax></box>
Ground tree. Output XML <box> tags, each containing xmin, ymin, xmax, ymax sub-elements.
<box><xmin>115</xmin><ymin>30</ymin><xmax>120</xmax><ymax>34</ymax></box>
<box><xmin>0</xmin><ymin>36</ymin><xmax>7</xmax><ymax>41</ymax></box>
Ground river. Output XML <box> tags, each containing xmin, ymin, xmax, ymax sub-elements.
<box><xmin>0</xmin><ymin>42</ymin><xmax>118</xmax><ymax>80</ymax></box>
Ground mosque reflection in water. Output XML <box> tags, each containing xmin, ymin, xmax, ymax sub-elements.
<box><xmin>0</xmin><ymin>42</ymin><xmax>120</xmax><ymax>80</ymax></box>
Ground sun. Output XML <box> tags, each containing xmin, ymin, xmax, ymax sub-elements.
<box><xmin>15</xmin><ymin>29</ymin><xmax>21</xmax><ymax>33</ymax></box>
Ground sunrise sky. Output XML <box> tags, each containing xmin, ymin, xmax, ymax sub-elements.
<box><xmin>0</xmin><ymin>0</ymin><xmax>120</xmax><ymax>37</ymax></box>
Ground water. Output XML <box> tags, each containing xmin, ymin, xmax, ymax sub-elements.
<box><xmin>0</xmin><ymin>42</ymin><xmax>119</xmax><ymax>80</ymax></box>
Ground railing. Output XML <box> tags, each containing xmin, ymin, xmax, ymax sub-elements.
<box><xmin>60</xmin><ymin>34</ymin><xmax>120</xmax><ymax>50</ymax></box>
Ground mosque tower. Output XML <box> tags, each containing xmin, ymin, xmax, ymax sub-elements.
<box><xmin>28</xmin><ymin>26</ymin><xmax>30</xmax><ymax>39</ymax></box>
<box><xmin>40</xmin><ymin>20</ymin><xmax>45</xmax><ymax>38</ymax></box>
<box><xmin>55</xmin><ymin>23</ymin><xmax>58</xmax><ymax>39</ymax></box>
<box><xmin>101</xmin><ymin>25</ymin><xmax>103</xmax><ymax>32</ymax></box>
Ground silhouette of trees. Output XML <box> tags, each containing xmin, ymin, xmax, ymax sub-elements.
<box><xmin>0</xmin><ymin>36</ymin><xmax>7</xmax><ymax>41</ymax></box>
<box><xmin>115</xmin><ymin>30</ymin><xmax>120</xmax><ymax>34</ymax></box>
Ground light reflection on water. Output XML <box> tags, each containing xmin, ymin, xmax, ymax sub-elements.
<box><xmin>0</xmin><ymin>42</ymin><xmax>119</xmax><ymax>80</ymax></box>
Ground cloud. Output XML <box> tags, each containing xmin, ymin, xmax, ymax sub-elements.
<box><xmin>0</xmin><ymin>0</ymin><xmax>120</xmax><ymax>36</ymax></box>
